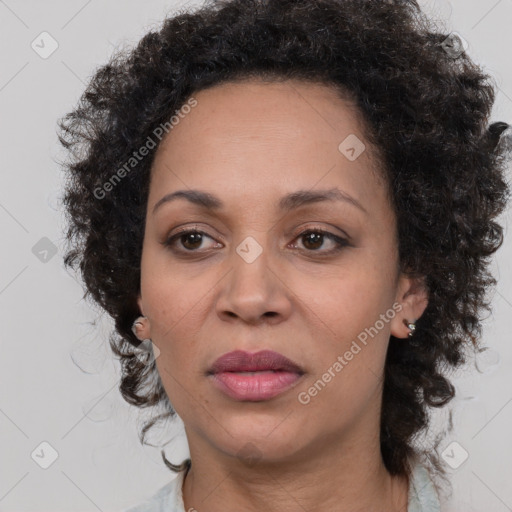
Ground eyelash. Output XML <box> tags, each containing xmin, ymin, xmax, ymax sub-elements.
<box><xmin>163</xmin><ymin>226</ymin><xmax>349</xmax><ymax>256</ymax></box>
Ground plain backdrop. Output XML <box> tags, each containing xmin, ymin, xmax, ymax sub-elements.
<box><xmin>1</xmin><ymin>1</ymin><xmax>511</xmax><ymax>510</ymax></box>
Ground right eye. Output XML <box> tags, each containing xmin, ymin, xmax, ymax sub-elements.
<box><xmin>163</xmin><ymin>228</ymin><xmax>223</xmax><ymax>253</ymax></box>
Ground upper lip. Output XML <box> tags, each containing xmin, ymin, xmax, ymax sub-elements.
<box><xmin>208</xmin><ymin>350</ymin><xmax>305</xmax><ymax>374</ymax></box>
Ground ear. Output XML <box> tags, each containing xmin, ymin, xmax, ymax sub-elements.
<box><xmin>390</xmin><ymin>273</ymin><xmax>429</xmax><ymax>339</ymax></box>
<box><xmin>134</xmin><ymin>295</ymin><xmax>152</xmax><ymax>341</ymax></box>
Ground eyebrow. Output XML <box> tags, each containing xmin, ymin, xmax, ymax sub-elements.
<box><xmin>152</xmin><ymin>187</ymin><xmax>367</xmax><ymax>215</ymax></box>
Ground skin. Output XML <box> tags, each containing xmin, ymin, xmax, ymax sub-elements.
<box><xmin>135</xmin><ymin>78</ymin><xmax>429</xmax><ymax>512</ymax></box>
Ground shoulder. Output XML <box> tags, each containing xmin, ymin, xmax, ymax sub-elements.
<box><xmin>407</xmin><ymin>456</ymin><xmax>442</xmax><ymax>512</ymax></box>
<box><xmin>125</xmin><ymin>470</ymin><xmax>187</xmax><ymax>512</ymax></box>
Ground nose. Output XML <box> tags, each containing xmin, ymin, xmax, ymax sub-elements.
<box><xmin>215</xmin><ymin>239</ymin><xmax>292</xmax><ymax>326</ymax></box>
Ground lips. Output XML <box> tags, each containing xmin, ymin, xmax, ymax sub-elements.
<box><xmin>207</xmin><ymin>350</ymin><xmax>305</xmax><ymax>401</ymax></box>
<box><xmin>208</xmin><ymin>349</ymin><xmax>304</xmax><ymax>375</ymax></box>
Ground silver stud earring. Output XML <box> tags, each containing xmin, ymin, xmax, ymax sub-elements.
<box><xmin>403</xmin><ymin>319</ymin><xmax>416</xmax><ymax>337</ymax></box>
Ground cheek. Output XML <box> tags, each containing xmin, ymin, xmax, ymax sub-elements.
<box><xmin>140</xmin><ymin>265</ymin><xmax>206</xmax><ymax>358</ymax></box>
<box><xmin>299</xmin><ymin>258</ymin><xmax>394</xmax><ymax>338</ymax></box>
<box><xmin>296</xmin><ymin>275</ymin><xmax>392</xmax><ymax>420</ymax></box>
<box><xmin>294</xmin><ymin>257</ymin><xmax>395</xmax><ymax>392</ymax></box>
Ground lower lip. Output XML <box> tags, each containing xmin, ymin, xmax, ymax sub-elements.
<box><xmin>209</xmin><ymin>371</ymin><xmax>303</xmax><ymax>401</ymax></box>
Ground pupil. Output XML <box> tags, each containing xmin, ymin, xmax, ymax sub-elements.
<box><xmin>304</xmin><ymin>232</ymin><xmax>322</xmax><ymax>250</ymax></box>
<box><xmin>183</xmin><ymin>232</ymin><xmax>202</xmax><ymax>249</ymax></box>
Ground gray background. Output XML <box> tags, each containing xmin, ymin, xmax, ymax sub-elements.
<box><xmin>1</xmin><ymin>1</ymin><xmax>511</xmax><ymax>510</ymax></box>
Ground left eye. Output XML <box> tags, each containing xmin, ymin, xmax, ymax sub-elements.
<box><xmin>291</xmin><ymin>229</ymin><xmax>349</xmax><ymax>253</ymax></box>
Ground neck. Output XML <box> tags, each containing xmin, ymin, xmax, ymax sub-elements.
<box><xmin>181</xmin><ymin>431</ymin><xmax>409</xmax><ymax>512</ymax></box>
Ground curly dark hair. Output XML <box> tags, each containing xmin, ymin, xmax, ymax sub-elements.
<box><xmin>58</xmin><ymin>0</ymin><xmax>511</xmax><ymax>484</ymax></box>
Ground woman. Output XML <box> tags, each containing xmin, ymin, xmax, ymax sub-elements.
<box><xmin>58</xmin><ymin>0</ymin><xmax>511</xmax><ymax>510</ymax></box>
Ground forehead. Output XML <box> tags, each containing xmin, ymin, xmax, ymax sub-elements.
<box><xmin>168</xmin><ymin>78</ymin><xmax>367</xmax><ymax>148</ymax></box>
<box><xmin>148</xmin><ymin>78</ymin><xmax>388</xmax><ymax>215</ymax></box>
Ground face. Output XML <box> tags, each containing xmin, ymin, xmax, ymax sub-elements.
<box><xmin>136</xmin><ymin>79</ymin><xmax>428</xmax><ymax>466</ymax></box>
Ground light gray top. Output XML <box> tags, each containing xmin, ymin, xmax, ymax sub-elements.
<box><xmin>126</xmin><ymin>457</ymin><xmax>441</xmax><ymax>512</ymax></box>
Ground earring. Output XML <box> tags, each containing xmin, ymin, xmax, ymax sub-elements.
<box><xmin>131</xmin><ymin>316</ymin><xmax>159</xmax><ymax>363</ymax></box>
<box><xmin>132</xmin><ymin>316</ymin><xmax>147</xmax><ymax>339</ymax></box>
<box><xmin>403</xmin><ymin>319</ymin><xmax>416</xmax><ymax>337</ymax></box>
